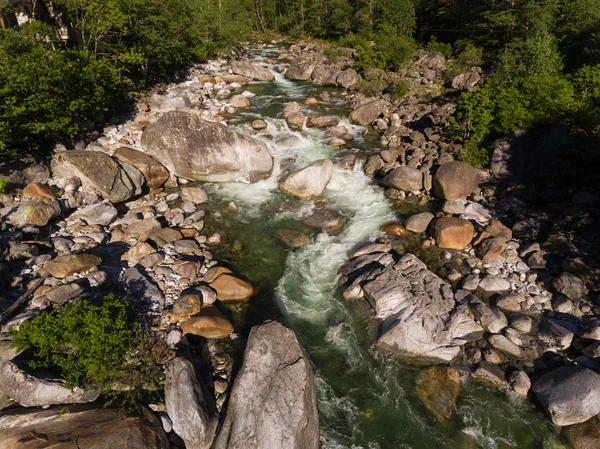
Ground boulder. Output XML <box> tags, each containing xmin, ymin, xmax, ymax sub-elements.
<box><xmin>285</xmin><ymin>62</ymin><xmax>315</xmax><ymax>81</ymax></box>
<box><xmin>52</xmin><ymin>151</ymin><xmax>142</xmax><ymax>203</ymax></box>
<box><xmin>121</xmin><ymin>241</ymin><xmax>156</xmax><ymax>265</ymax></box>
<box><xmin>44</xmin><ymin>282</ymin><xmax>85</xmax><ymax>305</ymax></box>
<box><xmin>141</xmin><ymin>111</ymin><xmax>273</xmax><ymax>183</ymax></box>
<box><xmin>0</xmin><ymin>356</ymin><xmax>98</xmax><ymax>407</ymax></box>
<box><xmin>251</xmin><ymin>119</ymin><xmax>267</xmax><ymax>130</ymax></box>
<box><xmin>384</xmin><ymin>166</ymin><xmax>423</xmax><ymax>192</ymax></box>
<box><xmin>230</xmin><ymin>61</ymin><xmax>274</xmax><ymax>81</ymax></box>
<box><xmin>533</xmin><ymin>366</ymin><xmax>600</xmax><ymax>426</ymax></box>
<box><xmin>181</xmin><ymin>186</ymin><xmax>209</xmax><ymax>204</ymax></box>
<box><xmin>479</xmin><ymin>276</ymin><xmax>511</xmax><ymax>294</ymax></box>
<box><xmin>381</xmin><ymin>223</ymin><xmax>409</xmax><ymax>237</ymax></box>
<box><xmin>404</xmin><ymin>212</ymin><xmax>434</xmax><ymax>233</ymax></box>
<box><xmin>170</xmin><ymin>294</ymin><xmax>202</xmax><ymax>323</ymax></box>
<box><xmin>274</xmin><ymin>229</ymin><xmax>310</xmax><ymax>248</ymax></box>
<box><xmin>230</xmin><ymin>95</ymin><xmax>250</xmax><ymax>108</ymax></box>
<box><xmin>46</xmin><ymin>253</ymin><xmax>102</xmax><ymax>278</ymax></box>
<box><xmin>470</xmin><ymin>299</ymin><xmax>507</xmax><ymax>334</ymax></box>
<box><xmin>311</xmin><ymin>64</ymin><xmax>337</xmax><ymax>85</ymax></box>
<box><xmin>471</xmin><ymin>363</ymin><xmax>508</xmax><ymax>390</ymax></box>
<box><xmin>23</xmin><ymin>163</ymin><xmax>50</xmax><ymax>184</ymax></box>
<box><xmin>148</xmin><ymin>94</ymin><xmax>192</xmax><ymax>112</ymax></box>
<box><xmin>209</xmin><ymin>274</ymin><xmax>253</xmax><ymax>302</ymax></box>
<box><xmin>286</xmin><ymin>112</ymin><xmax>304</xmax><ymax>130</ymax></box>
<box><xmin>22</xmin><ymin>183</ymin><xmax>57</xmax><ymax>199</ymax></box>
<box><xmin>350</xmin><ymin>99</ymin><xmax>393</xmax><ymax>126</ymax></box>
<box><xmin>113</xmin><ymin>147</ymin><xmax>170</xmax><ymax>189</ymax></box>
<box><xmin>69</xmin><ymin>202</ymin><xmax>118</xmax><ymax>226</ymax></box>
<box><xmin>119</xmin><ymin>267</ymin><xmax>165</xmax><ymax>305</ymax></box>
<box><xmin>219</xmin><ymin>74</ymin><xmax>250</xmax><ymax>85</ymax></box>
<box><xmin>430</xmin><ymin>217</ymin><xmax>474</xmax><ymax>250</ymax></box>
<box><xmin>415</xmin><ymin>366</ymin><xmax>461</xmax><ymax>422</ymax></box>
<box><xmin>451</xmin><ymin>71</ymin><xmax>481</xmax><ymax>91</ymax></box>
<box><xmin>0</xmin><ymin>404</ymin><xmax>168</xmax><ymax>449</ymax></box>
<box><xmin>553</xmin><ymin>272</ymin><xmax>586</xmax><ymax>300</ymax></box>
<box><xmin>432</xmin><ymin>161</ymin><xmax>480</xmax><ymax>200</ymax></box>
<box><xmin>563</xmin><ymin>420</ymin><xmax>600</xmax><ymax>449</ymax></box>
<box><xmin>278</xmin><ymin>159</ymin><xmax>333</xmax><ymax>199</ymax></box>
<box><xmin>282</xmin><ymin>102</ymin><xmax>302</xmax><ymax>119</ymax></box>
<box><xmin>303</xmin><ymin>209</ymin><xmax>345</xmax><ymax>233</ymax></box>
<box><xmin>180</xmin><ymin>305</ymin><xmax>234</xmax><ymax>338</ymax></box>
<box><xmin>165</xmin><ymin>357</ymin><xmax>218</xmax><ymax>449</ymax></box>
<box><xmin>7</xmin><ymin>198</ymin><xmax>61</xmax><ymax>226</ymax></box>
<box><xmin>214</xmin><ymin>321</ymin><xmax>319</xmax><ymax>449</ymax></box>
<box><xmin>336</xmin><ymin>69</ymin><xmax>359</xmax><ymax>88</ymax></box>
<box><xmin>360</xmin><ymin>254</ymin><xmax>483</xmax><ymax>362</ymax></box>
<box><xmin>306</xmin><ymin>115</ymin><xmax>341</xmax><ymax>128</ymax></box>
<box><xmin>507</xmin><ymin>369</ymin><xmax>531</xmax><ymax>399</ymax></box>
<box><xmin>487</xmin><ymin>334</ymin><xmax>524</xmax><ymax>359</ymax></box>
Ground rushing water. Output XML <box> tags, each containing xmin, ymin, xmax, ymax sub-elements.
<box><xmin>203</xmin><ymin>46</ymin><xmax>559</xmax><ymax>449</ymax></box>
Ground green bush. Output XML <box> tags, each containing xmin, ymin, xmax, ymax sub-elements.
<box><xmin>448</xmin><ymin>86</ymin><xmax>494</xmax><ymax>167</ymax></box>
<box><xmin>446</xmin><ymin>41</ymin><xmax>484</xmax><ymax>79</ymax></box>
<box><xmin>340</xmin><ymin>26</ymin><xmax>414</xmax><ymax>71</ymax></box>
<box><xmin>0</xmin><ymin>27</ymin><xmax>118</xmax><ymax>154</ymax></box>
<box><xmin>0</xmin><ymin>178</ymin><xmax>8</xmax><ymax>194</ymax></box>
<box><xmin>11</xmin><ymin>294</ymin><xmax>166</xmax><ymax>401</ymax></box>
<box><xmin>425</xmin><ymin>37</ymin><xmax>452</xmax><ymax>59</ymax></box>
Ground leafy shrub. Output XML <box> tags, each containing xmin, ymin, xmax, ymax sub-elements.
<box><xmin>446</xmin><ymin>41</ymin><xmax>484</xmax><ymax>79</ymax></box>
<box><xmin>11</xmin><ymin>294</ymin><xmax>166</xmax><ymax>402</ymax></box>
<box><xmin>448</xmin><ymin>87</ymin><xmax>494</xmax><ymax>167</ymax></box>
<box><xmin>388</xmin><ymin>79</ymin><xmax>410</xmax><ymax>100</ymax></box>
<box><xmin>340</xmin><ymin>26</ymin><xmax>415</xmax><ymax>71</ymax></box>
<box><xmin>425</xmin><ymin>37</ymin><xmax>452</xmax><ymax>59</ymax></box>
<box><xmin>0</xmin><ymin>178</ymin><xmax>8</xmax><ymax>194</ymax></box>
<box><xmin>0</xmin><ymin>27</ymin><xmax>118</xmax><ymax>154</ymax></box>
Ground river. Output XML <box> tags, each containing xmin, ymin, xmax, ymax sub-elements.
<box><xmin>202</xmin><ymin>44</ymin><xmax>557</xmax><ymax>449</ymax></box>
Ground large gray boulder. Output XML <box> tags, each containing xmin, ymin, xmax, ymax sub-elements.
<box><xmin>230</xmin><ymin>61</ymin><xmax>274</xmax><ymax>81</ymax></box>
<box><xmin>214</xmin><ymin>321</ymin><xmax>319</xmax><ymax>449</ymax></box>
<box><xmin>533</xmin><ymin>366</ymin><xmax>600</xmax><ymax>426</ymax></box>
<box><xmin>285</xmin><ymin>62</ymin><xmax>315</xmax><ymax>81</ymax></box>
<box><xmin>278</xmin><ymin>159</ymin><xmax>333</xmax><ymax>199</ymax></box>
<box><xmin>350</xmin><ymin>99</ymin><xmax>393</xmax><ymax>126</ymax></box>
<box><xmin>0</xmin><ymin>342</ymin><xmax>98</xmax><ymax>407</ymax></box>
<box><xmin>359</xmin><ymin>254</ymin><xmax>483</xmax><ymax>362</ymax></box>
<box><xmin>432</xmin><ymin>161</ymin><xmax>480</xmax><ymax>200</ymax></box>
<box><xmin>165</xmin><ymin>357</ymin><xmax>218</xmax><ymax>449</ymax></box>
<box><xmin>336</xmin><ymin>69</ymin><xmax>359</xmax><ymax>88</ymax></box>
<box><xmin>0</xmin><ymin>404</ymin><xmax>169</xmax><ymax>449</ymax></box>
<box><xmin>141</xmin><ymin>111</ymin><xmax>273</xmax><ymax>183</ymax></box>
<box><xmin>384</xmin><ymin>166</ymin><xmax>423</xmax><ymax>192</ymax></box>
<box><xmin>51</xmin><ymin>151</ymin><xmax>143</xmax><ymax>203</ymax></box>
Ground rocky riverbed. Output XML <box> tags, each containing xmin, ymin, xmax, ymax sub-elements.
<box><xmin>0</xmin><ymin>40</ymin><xmax>598</xmax><ymax>449</ymax></box>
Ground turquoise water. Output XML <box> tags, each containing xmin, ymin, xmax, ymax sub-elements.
<box><xmin>203</xmin><ymin>46</ymin><xmax>558</xmax><ymax>449</ymax></box>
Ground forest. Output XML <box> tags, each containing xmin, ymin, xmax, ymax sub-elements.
<box><xmin>0</xmin><ymin>0</ymin><xmax>599</xmax><ymax>160</ymax></box>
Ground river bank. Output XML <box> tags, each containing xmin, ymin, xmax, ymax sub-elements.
<box><xmin>0</xmin><ymin>40</ymin><xmax>598</xmax><ymax>449</ymax></box>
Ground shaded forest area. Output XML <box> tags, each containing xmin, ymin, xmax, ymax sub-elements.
<box><xmin>0</xmin><ymin>0</ymin><xmax>599</xmax><ymax>163</ymax></box>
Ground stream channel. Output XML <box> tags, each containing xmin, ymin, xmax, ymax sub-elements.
<box><xmin>201</xmin><ymin>44</ymin><xmax>557</xmax><ymax>449</ymax></box>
